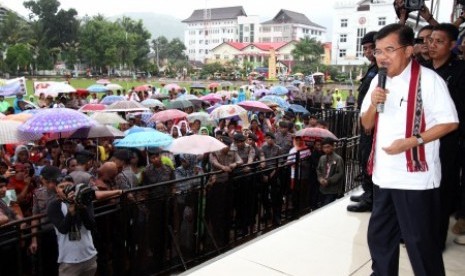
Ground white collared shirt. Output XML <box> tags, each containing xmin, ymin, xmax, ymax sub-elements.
<box><xmin>361</xmin><ymin>61</ymin><xmax>458</xmax><ymax>190</ymax></box>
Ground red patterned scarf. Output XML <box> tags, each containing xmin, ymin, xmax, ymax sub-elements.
<box><xmin>367</xmin><ymin>60</ymin><xmax>428</xmax><ymax>175</ymax></box>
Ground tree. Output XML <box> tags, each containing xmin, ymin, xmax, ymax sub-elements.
<box><xmin>291</xmin><ymin>37</ymin><xmax>324</xmax><ymax>63</ymax></box>
<box><xmin>5</xmin><ymin>43</ymin><xmax>33</xmax><ymax>74</ymax></box>
<box><xmin>0</xmin><ymin>12</ymin><xmax>32</xmax><ymax>45</ymax></box>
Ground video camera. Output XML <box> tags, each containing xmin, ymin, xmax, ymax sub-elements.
<box><xmin>404</xmin><ymin>0</ymin><xmax>425</xmax><ymax>11</ymax></box>
<box><xmin>63</xmin><ymin>183</ymin><xmax>95</xmax><ymax>206</ymax></box>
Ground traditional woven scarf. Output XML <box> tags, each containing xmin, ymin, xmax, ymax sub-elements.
<box><xmin>367</xmin><ymin>60</ymin><xmax>428</xmax><ymax>175</ymax></box>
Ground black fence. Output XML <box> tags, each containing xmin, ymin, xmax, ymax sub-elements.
<box><xmin>0</xmin><ymin>136</ymin><xmax>361</xmax><ymax>276</ymax></box>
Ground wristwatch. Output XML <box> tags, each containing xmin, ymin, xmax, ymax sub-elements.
<box><xmin>414</xmin><ymin>134</ymin><xmax>424</xmax><ymax>145</ymax></box>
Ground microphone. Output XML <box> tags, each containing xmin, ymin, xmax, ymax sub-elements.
<box><xmin>377</xmin><ymin>67</ymin><xmax>387</xmax><ymax>113</ymax></box>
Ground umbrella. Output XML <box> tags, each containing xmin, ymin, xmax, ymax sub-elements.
<box><xmin>259</xmin><ymin>95</ymin><xmax>291</xmax><ymax>109</ymax></box>
<box><xmin>87</xmin><ymin>84</ymin><xmax>109</xmax><ymax>93</ymax></box>
<box><xmin>39</xmin><ymin>82</ymin><xmax>76</xmax><ymax>97</ymax></box>
<box><xmin>168</xmin><ymin>135</ymin><xmax>226</xmax><ymax>155</ymax></box>
<box><xmin>253</xmin><ymin>88</ymin><xmax>270</xmax><ymax>98</ymax></box>
<box><xmin>177</xmin><ymin>94</ymin><xmax>203</xmax><ymax>105</ymax></box>
<box><xmin>78</xmin><ymin>103</ymin><xmax>106</xmax><ymax>113</ymax></box>
<box><xmin>291</xmin><ymin>80</ymin><xmax>304</xmax><ymax>86</ymax></box>
<box><xmin>295</xmin><ymin>127</ymin><xmax>338</xmax><ymax>140</ymax></box>
<box><xmin>0</xmin><ymin>120</ymin><xmax>43</xmax><ymax>144</ymax></box>
<box><xmin>200</xmin><ymin>94</ymin><xmax>222</xmax><ymax>103</ymax></box>
<box><xmin>100</xmin><ymin>95</ymin><xmax>126</xmax><ymax>105</ymax></box>
<box><xmin>105</xmin><ymin>83</ymin><xmax>123</xmax><ymax>91</ymax></box>
<box><xmin>2</xmin><ymin>113</ymin><xmax>33</xmax><ymax>123</ymax></box>
<box><xmin>69</xmin><ymin>124</ymin><xmax>125</xmax><ymax>139</ymax></box>
<box><xmin>238</xmin><ymin>100</ymin><xmax>273</xmax><ymax>113</ymax></box>
<box><xmin>165</xmin><ymin>83</ymin><xmax>181</xmax><ymax>91</ymax></box>
<box><xmin>208</xmin><ymin>82</ymin><xmax>220</xmax><ymax>89</ymax></box>
<box><xmin>167</xmin><ymin>99</ymin><xmax>193</xmax><ymax>110</ymax></box>
<box><xmin>141</xmin><ymin>99</ymin><xmax>164</xmax><ymax>108</ymax></box>
<box><xmin>220</xmin><ymin>81</ymin><xmax>233</xmax><ymax>88</ymax></box>
<box><xmin>19</xmin><ymin>108</ymin><xmax>96</xmax><ymax>134</ymax></box>
<box><xmin>125</xmin><ymin>126</ymin><xmax>156</xmax><ymax>135</ymax></box>
<box><xmin>96</xmin><ymin>79</ymin><xmax>111</xmax><ymax>84</ymax></box>
<box><xmin>151</xmin><ymin>93</ymin><xmax>170</xmax><ymax>100</ymax></box>
<box><xmin>210</xmin><ymin>104</ymin><xmax>247</xmax><ymax>120</ymax></box>
<box><xmin>114</xmin><ymin>130</ymin><xmax>173</xmax><ymax>148</ymax></box>
<box><xmin>190</xmin><ymin>83</ymin><xmax>206</xmax><ymax>89</ymax></box>
<box><xmin>76</xmin><ymin>88</ymin><xmax>89</xmax><ymax>97</ymax></box>
<box><xmin>187</xmin><ymin>112</ymin><xmax>215</xmax><ymax>126</ymax></box>
<box><xmin>0</xmin><ymin>113</ymin><xmax>4</xmax><ymax>119</ymax></box>
<box><xmin>216</xmin><ymin>90</ymin><xmax>231</xmax><ymax>99</ymax></box>
<box><xmin>270</xmin><ymin>85</ymin><xmax>289</xmax><ymax>96</ymax></box>
<box><xmin>149</xmin><ymin>109</ymin><xmax>187</xmax><ymax>122</ymax></box>
<box><xmin>90</xmin><ymin>112</ymin><xmax>128</xmax><ymax>125</ymax></box>
<box><xmin>206</xmin><ymin>103</ymin><xmax>222</xmax><ymax>113</ymax></box>
<box><xmin>287</xmin><ymin>104</ymin><xmax>309</xmax><ymax>114</ymax></box>
<box><xmin>134</xmin><ymin>84</ymin><xmax>151</xmax><ymax>92</ymax></box>
<box><xmin>105</xmin><ymin>101</ymin><xmax>149</xmax><ymax>112</ymax></box>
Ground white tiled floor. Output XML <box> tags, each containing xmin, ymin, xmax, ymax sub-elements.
<box><xmin>182</xmin><ymin>191</ymin><xmax>465</xmax><ymax>276</ymax></box>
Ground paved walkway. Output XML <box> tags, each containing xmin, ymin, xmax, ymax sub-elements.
<box><xmin>182</xmin><ymin>191</ymin><xmax>465</xmax><ymax>275</ymax></box>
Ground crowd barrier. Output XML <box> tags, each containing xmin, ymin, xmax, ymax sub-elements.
<box><xmin>0</xmin><ymin>135</ymin><xmax>360</xmax><ymax>275</ymax></box>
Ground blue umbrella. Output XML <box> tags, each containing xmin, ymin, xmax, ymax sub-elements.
<box><xmin>100</xmin><ymin>95</ymin><xmax>125</xmax><ymax>105</ymax></box>
<box><xmin>259</xmin><ymin>95</ymin><xmax>291</xmax><ymax>109</ymax></box>
<box><xmin>124</xmin><ymin>126</ymin><xmax>156</xmax><ymax>136</ymax></box>
<box><xmin>288</xmin><ymin>104</ymin><xmax>309</xmax><ymax>114</ymax></box>
<box><xmin>270</xmin><ymin>85</ymin><xmax>289</xmax><ymax>96</ymax></box>
<box><xmin>115</xmin><ymin>130</ymin><xmax>173</xmax><ymax>148</ymax></box>
<box><xmin>87</xmin><ymin>84</ymin><xmax>109</xmax><ymax>93</ymax></box>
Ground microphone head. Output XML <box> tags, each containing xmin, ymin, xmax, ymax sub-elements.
<box><xmin>378</xmin><ymin>67</ymin><xmax>387</xmax><ymax>76</ymax></box>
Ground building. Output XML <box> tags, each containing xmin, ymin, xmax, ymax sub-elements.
<box><xmin>209</xmin><ymin>41</ymin><xmax>297</xmax><ymax>73</ymax></box>
<box><xmin>258</xmin><ymin>9</ymin><xmax>326</xmax><ymax>43</ymax></box>
<box><xmin>331</xmin><ymin>0</ymin><xmax>428</xmax><ymax>69</ymax></box>
<box><xmin>182</xmin><ymin>6</ymin><xmax>326</xmax><ymax>64</ymax></box>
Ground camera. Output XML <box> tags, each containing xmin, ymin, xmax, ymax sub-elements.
<box><xmin>63</xmin><ymin>183</ymin><xmax>96</xmax><ymax>205</ymax></box>
<box><xmin>404</xmin><ymin>0</ymin><xmax>425</xmax><ymax>11</ymax></box>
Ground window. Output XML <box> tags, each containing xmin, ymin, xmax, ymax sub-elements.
<box><xmin>274</xmin><ymin>37</ymin><xmax>283</xmax><ymax>42</ymax></box>
<box><xmin>356</xmin><ymin>28</ymin><xmax>367</xmax><ymax>57</ymax></box>
<box><xmin>262</xmin><ymin>26</ymin><xmax>271</xmax><ymax>32</ymax></box>
<box><xmin>274</xmin><ymin>26</ymin><xmax>282</xmax><ymax>32</ymax></box>
<box><xmin>284</xmin><ymin>54</ymin><xmax>290</xmax><ymax>60</ymax></box>
<box><xmin>339</xmin><ymin>34</ymin><xmax>347</xmax><ymax>43</ymax></box>
<box><xmin>378</xmin><ymin>17</ymin><xmax>386</xmax><ymax>26</ymax></box>
<box><xmin>341</xmin><ymin>19</ymin><xmax>348</xmax><ymax>27</ymax></box>
<box><xmin>339</xmin><ymin>49</ymin><xmax>346</xmax><ymax>57</ymax></box>
<box><xmin>224</xmin><ymin>55</ymin><xmax>229</xmax><ymax>60</ymax></box>
<box><xmin>215</xmin><ymin>54</ymin><xmax>220</xmax><ymax>60</ymax></box>
<box><xmin>244</xmin><ymin>26</ymin><xmax>249</xmax><ymax>32</ymax></box>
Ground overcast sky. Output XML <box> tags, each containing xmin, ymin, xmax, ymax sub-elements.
<box><xmin>0</xmin><ymin>0</ymin><xmax>456</xmax><ymax>39</ymax></box>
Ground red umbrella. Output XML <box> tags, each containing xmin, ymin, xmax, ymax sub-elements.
<box><xmin>208</xmin><ymin>82</ymin><xmax>220</xmax><ymax>89</ymax></box>
<box><xmin>78</xmin><ymin>104</ymin><xmax>106</xmax><ymax>113</ymax></box>
<box><xmin>134</xmin><ymin>84</ymin><xmax>151</xmax><ymax>92</ymax></box>
<box><xmin>76</xmin><ymin>88</ymin><xmax>89</xmax><ymax>97</ymax></box>
<box><xmin>149</xmin><ymin>109</ymin><xmax>187</xmax><ymax>122</ymax></box>
<box><xmin>96</xmin><ymin>78</ymin><xmax>111</xmax><ymax>84</ymax></box>
<box><xmin>238</xmin><ymin>100</ymin><xmax>273</xmax><ymax>113</ymax></box>
<box><xmin>295</xmin><ymin>127</ymin><xmax>338</xmax><ymax>140</ymax></box>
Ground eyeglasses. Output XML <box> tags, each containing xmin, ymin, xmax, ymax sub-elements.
<box><xmin>414</xmin><ymin>38</ymin><xmax>425</xmax><ymax>44</ymax></box>
<box><xmin>373</xmin><ymin>45</ymin><xmax>408</xmax><ymax>57</ymax></box>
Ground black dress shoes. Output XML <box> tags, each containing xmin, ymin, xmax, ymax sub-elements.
<box><xmin>347</xmin><ymin>200</ymin><xmax>372</xmax><ymax>212</ymax></box>
<box><xmin>350</xmin><ymin>193</ymin><xmax>365</xmax><ymax>202</ymax></box>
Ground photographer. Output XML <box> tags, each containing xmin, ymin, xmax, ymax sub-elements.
<box><xmin>47</xmin><ymin>178</ymin><xmax>97</xmax><ymax>276</ymax></box>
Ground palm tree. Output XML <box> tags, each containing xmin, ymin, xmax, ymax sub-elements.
<box><xmin>291</xmin><ymin>37</ymin><xmax>324</xmax><ymax>63</ymax></box>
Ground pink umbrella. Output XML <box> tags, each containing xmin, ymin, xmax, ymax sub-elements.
<box><xmin>295</xmin><ymin>127</ymin><xmax>338</xmax><ymax>140</ymax></box>
<box><xmin>208</xmin><ymin>82</ymin><xmax>220</xmax><ymax>89</ymax></box>
<box><xmin>167</xmin><ymin>135</ymin><xmax>227</xmax><ymax>155</ymax></box>
<box><xmin>165</xmin><ymin>83</ymin><xmax>181</xmax><ymax>91</ymax></box>
<box><xmin>78</xmin><ymin>103</ymin><xmax>106</xmax><ymax>113</ymax></box>
<box><xmin>238</xmin><ymin>101</ymin><xmax>273</xmax><ymax>113</ymax></box>
<box><xmin>200</xmin><ymin>93</ymin><xmax>222</xmax><ymax>103</ymax></box>
<box><xmin>149</xmin><ymin>109</ymin><xmax>187</xmax><ymax>122</ymax></box>
<box><xmin>96</xmin><ymin>78</ymin><xmax>111</xmax><ymax>84</ymax></box>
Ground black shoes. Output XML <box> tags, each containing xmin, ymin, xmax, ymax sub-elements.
<box><xmin>347</xmin><ymin>200</ymin><xmax>372</xmax><ymax>212</ymax></box>
<box><xmin>350</xmin><ymin>194</ymin><xmax>364</xmax><ymax>202</ymax></box>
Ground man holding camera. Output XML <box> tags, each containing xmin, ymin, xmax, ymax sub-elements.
<box><xmin>47</xmin><ymin>177</ymin><xmax>97</xmax><ymax>276</ymax></box>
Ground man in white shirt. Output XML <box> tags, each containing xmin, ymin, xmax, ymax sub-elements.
<box><xmin>361</xmin><ymin>24</ymin><xmax>458</xmax><ymax>276</ymax></box>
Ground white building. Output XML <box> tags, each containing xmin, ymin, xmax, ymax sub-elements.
<box><xmin>258</xmin><ymin>9</ymin><xmax>326</xmax><ymax>43</ymax></box>
<box><xmin>331</xmin><ymin>0</ymin><xmax>429</xmax><ymax>68</ymax></box>
<box><xmin>182</xmin><ymin>6</ymin><xmax>325</xmax><ymax>63</ymax></box>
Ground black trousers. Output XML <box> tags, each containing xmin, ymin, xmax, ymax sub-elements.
<box><xmin>368</xmin><ymin>185</ymin><xmax>444</xmax><ymax>276</ymax></box>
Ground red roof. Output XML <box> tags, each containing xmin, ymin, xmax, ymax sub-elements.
<box><xmin>224</xmin><ymin>42</ymin><xmax>290</xmax><ymax>51</ymax></box>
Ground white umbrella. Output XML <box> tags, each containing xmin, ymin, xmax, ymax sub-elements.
<box><xmin>0</xmin><ymin>120</ymin><xmax>43</xmax><ymax>144</ymax></box>
<box><xmin>105</xmin><ymin>83</ymin><xmax>123</xmax><ymax>91</ymax></box>
<box><xmin>168</xmin><ymin>135</ymin><xmax>227</xmax><ymax>155</ymax></box>
<box><xmin>187</xmin><ymin>112</ymin><xmax>215</xmax><ymax>126</ymax></box>
<box><xmin>90</xmin><ymin>112</ymin><xmax>128</xmax><ymax>125</ymax></box>
<box><xmin>141</xmin><ymin>99</ymin><xmax>165</xmax><ymax>108</ymax></box>
<box><xmin>105</xmin><ymin>101</ymin><xmax>150</xmax><ymax>112</ymax></box>
<box><xmin>39</xmin><ymin>83</ymin><xmax>76</xmax><ymax>97</ymax></box>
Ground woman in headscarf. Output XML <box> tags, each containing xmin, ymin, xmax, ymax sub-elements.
<box><xmin>177</xmin><ymin>120</ymin><xmax>190</xmax><ymax>136</ymax></box>
<box><xmin>170</xmin><ymin>125</ymin><xmax>182</xmax><ymax>139</ymax></box>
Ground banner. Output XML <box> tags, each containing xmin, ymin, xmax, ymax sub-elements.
<box><xmin>0</xmin><ymin>77</ymin><xmax>27</xmax><ymax>97</ymax></box>
<box><xmin>33</xmin><ymin>81</ymin><xmax>67</xmax><ymax>97</ymax></box>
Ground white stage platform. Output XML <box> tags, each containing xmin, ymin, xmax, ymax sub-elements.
<box><xmin>182</xmin><ymin>192</ymin><xmax>465</xmax><ymax>276</ymax></box>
